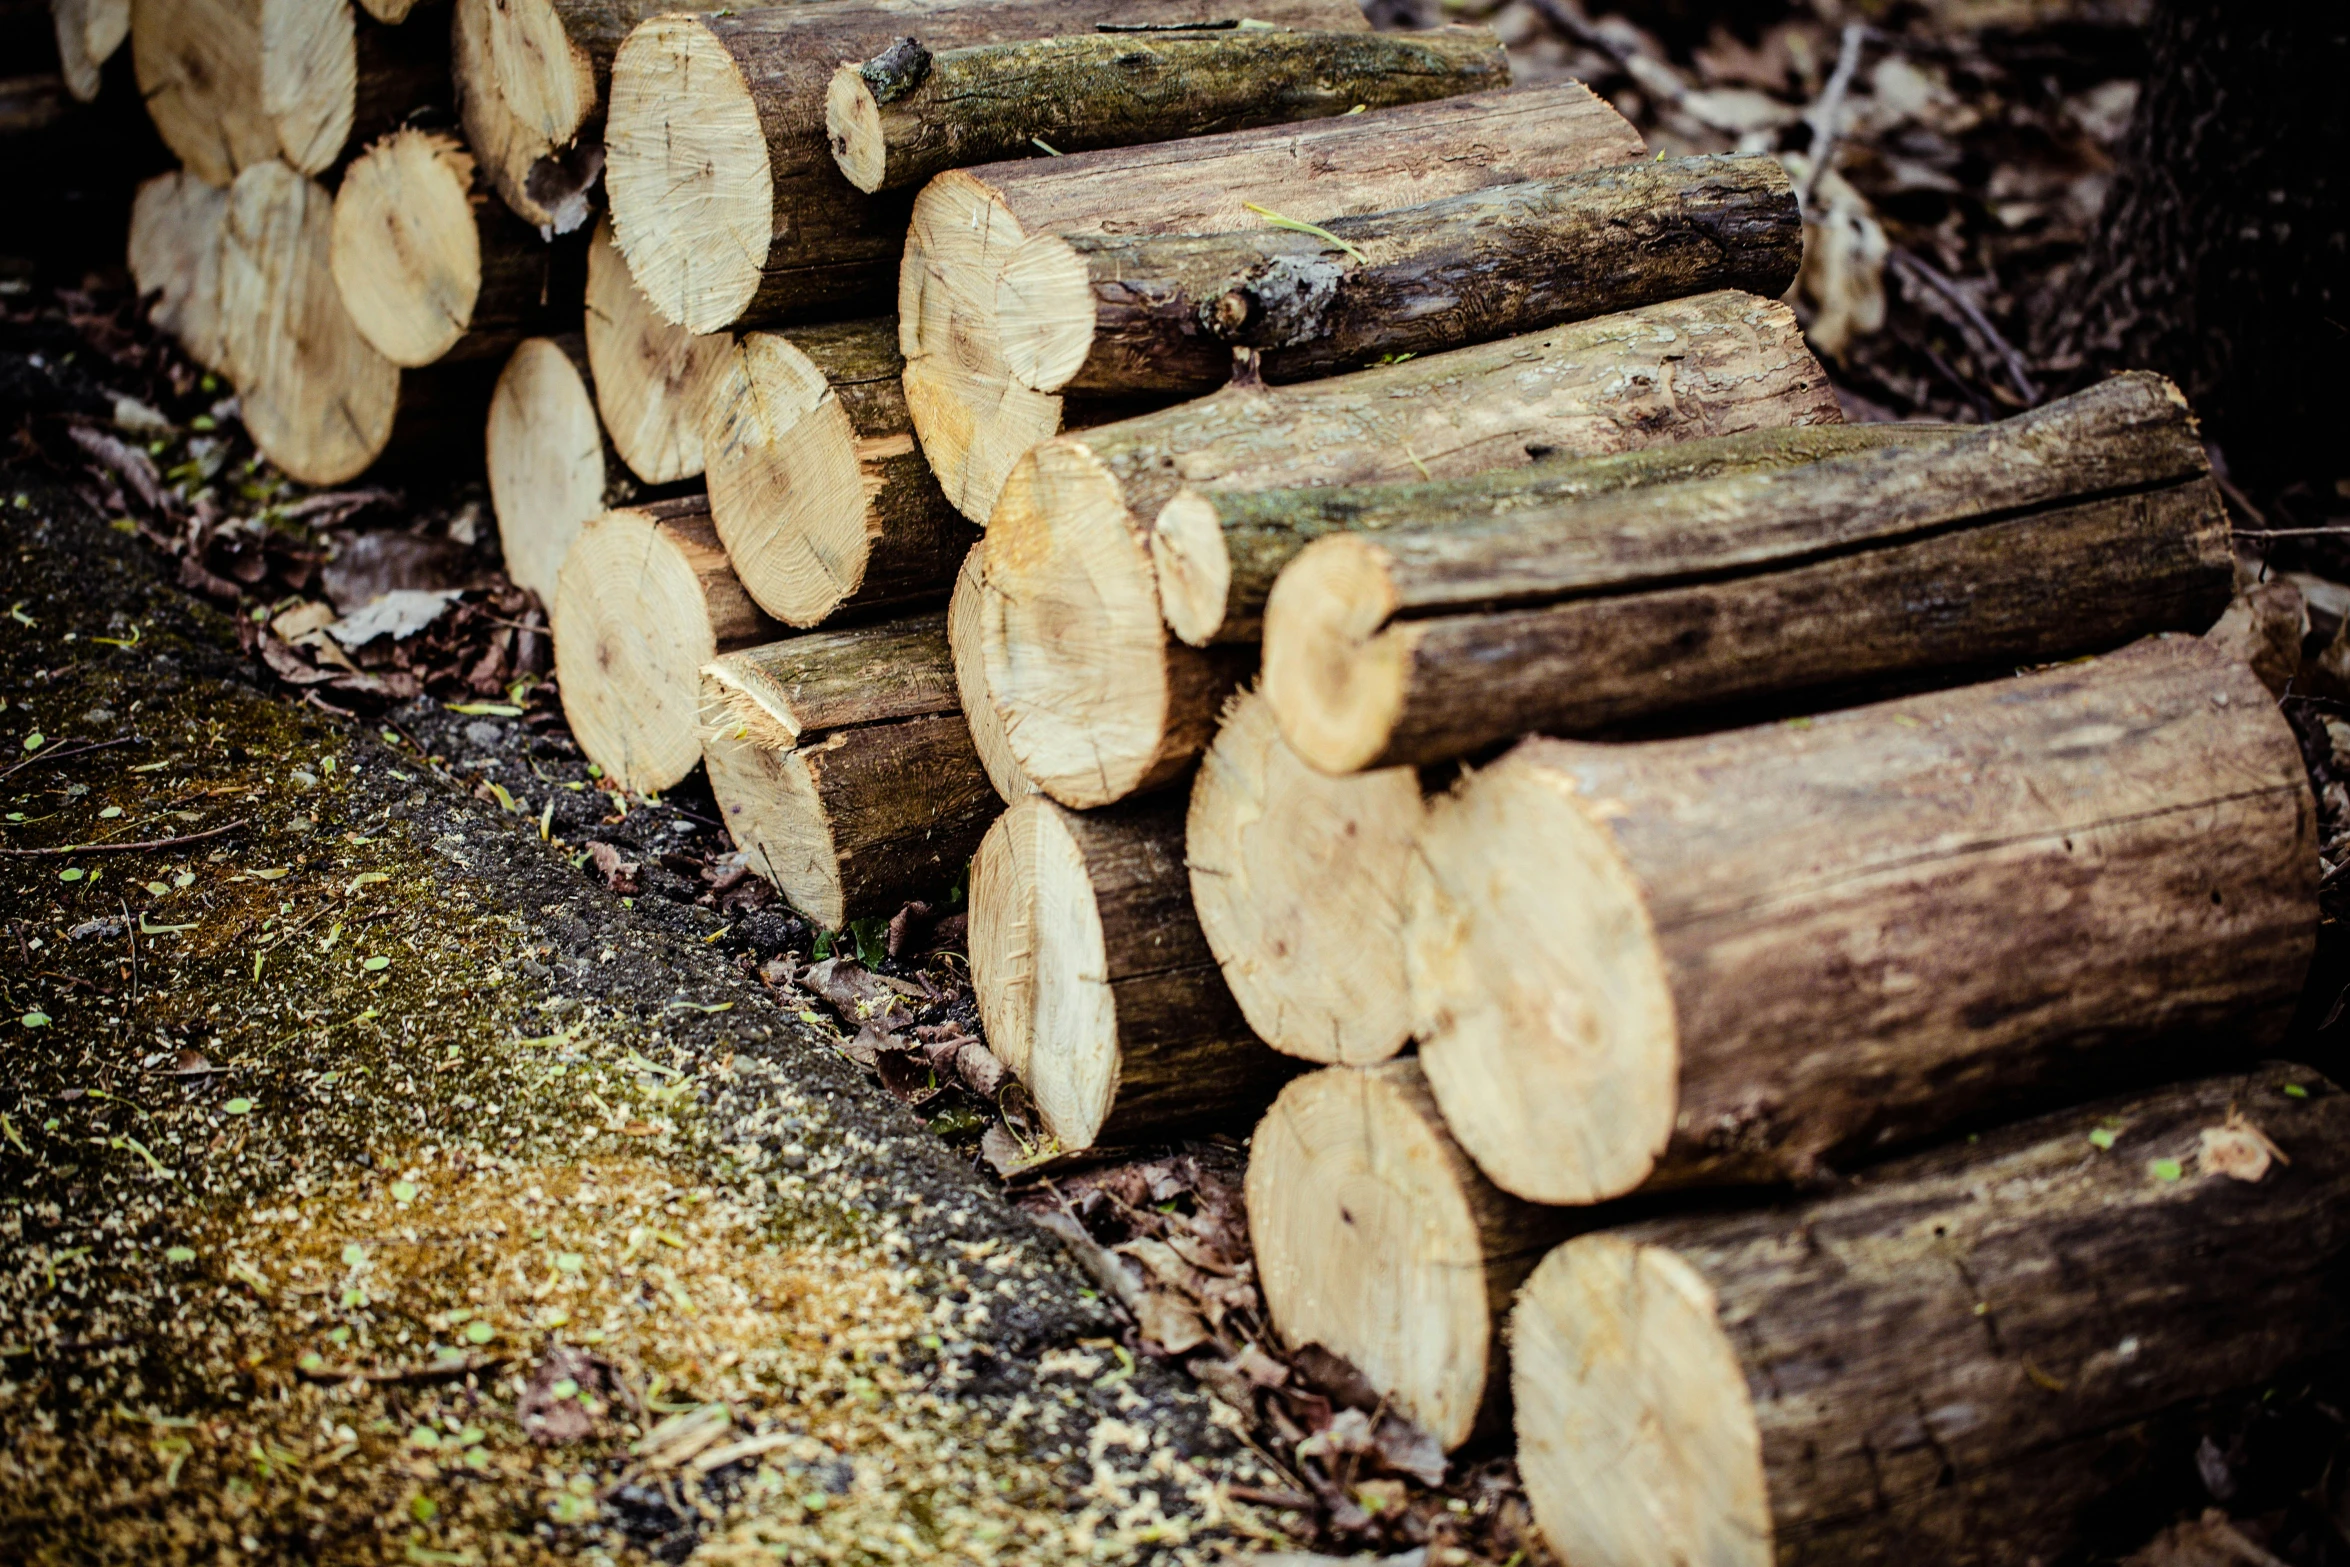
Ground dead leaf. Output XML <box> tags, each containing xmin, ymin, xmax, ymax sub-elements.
<box><xmin>588</xmin><ymin>842</ymin><xmax>640</xmax><ymax>895</ymax></box>
<box><xmin>326</xmin><ymin>589</ymin><xmax>463</xmax><ymax>648</ymax></box>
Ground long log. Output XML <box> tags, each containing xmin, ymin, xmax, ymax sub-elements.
<box><xmin>702</xmin><ymin>318</ymin><xmax>973</xmax><ymax>629</ymax></box>
<box><xmin>999</xmin><ymin>153</ymin><xmax>1801</xmax><ymax>402</ymax></box>
<box><xmin>1408</xmin><ymin>634</ymin><xmax>2315</xmax><ymax>1206</ymax></box>
<box><xmin>1266</xmin><ymin>372</ymin><xmax>2240</xmax><ymax>773</ymax></box>
<box><xmin>487</xmin><ymin>333</ymin><xmax>661</xmax><ymax>604</ymax></box>
<box><xmin>551</xmin><ymin>496</ymin><xmax>780</xmax><ymax>792</ymax></box>
<box><xmin>218</xmin><ymin>160</ymin><xmax>403</xmax><ymax>486</ymax></box>
<box><xmin>1188</xmin><ymin>686</ymin><xmax>1423</xmax><ymax>1064</ymax></box>
<box><xmin>700</xmin><ymin>613</ymin><xmax>999</xmax><ymax>930</ymax></box>
<box><xmin>903</xmin><ymin>80</ymin><xmax>1647</xmax><ymax>524</ymax></box>
<box><xmin>1248</xmin><ymin>1059</ymin><xmax>1574</xmax><ymax>1452</ymax></box>
<box><xmin>1156</xmin><ymin>422</ymin><xmax>1947</xmax><ymax>648</ymax></box>
<box><xmin>332</xmin><ymin>128</ymin><xmax>584</xmax><ymax>368</ymax></box>
<box><xmin>825</xmin><ymin>26</ymin><xmax>1506</xmax><ymax>196</ymax></box>
<box><xmin>970</xmin><ymin>791</ymin><xmax>1295</xmax><ymax>1151</ymax></box>
<box><xmin>1514</xmin><ymin>1068</ymin><xmax>2350</xmax><ymax>1566</ymax></box>
<box><xmin>583</xmin><ymin>216</ymin><xmax>730</xmax><ymax>486</ymax></box>
<box><xmin>972</xmin><ymin>292</ymin><xmax>1842</xmax><ymax>809</ymax></box>
<box><xmin>128</xmin><ymin>167</ymin><xmax>229</xmax><ymax>373</ymax></box>
<box><xmin>602</xmin><ymin>0</ymin><xmax>1374</xmax><ymax>337</ymax></box>
<box><xmin>50</xmin><ymin>0</ymin><xmax>127</xmax><ymax>102</ymax></box>
<box><xmin>950</xmin><ymin>543</ymin><xmax>1038</xmax><ymax>806</ymax></box>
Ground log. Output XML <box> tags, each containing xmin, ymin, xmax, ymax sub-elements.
<box><xmin>700</xmin><ymin>612</ymin><xmax>998</xmax><ymax>930</ymax></box>
<box><xmin>950</xmin><ymin>542</ymin><xmax>1038</xmax><ymax>806</ymax></box>
<box><xmin>1248</xmin><ymin>1059</ymin><xmax>1574</xmax><ymax>1452</ymax></box>
<box><xmin>217</xmin><ymin>160</ymin><xmax>402</xmax><ymax>486</ymax></box>
<box><xmin>1157</xmin><ymin>422</ymin><xmax>1947</xmax><ymax>649</ymax></box>
<box><xmin>128</xmin><ymin>167</ymin><xmax>230</xmax><ymax>373</ymax></box>
<box><xmin>1188</xmin><ymin>686</ymin><xmax>1423</xmax><ymax>1064</ymax></box>
<box><xmin>50</xmin><ymin>0</ymin><xmax>127</xmax><ymax>102</ymax></box>
<box><xmin>1513</xmin><ymin>1068</ymin><xmax>2350</xmax><ymax>1567</ymax></box>
<box><xmin>331</xmin><ymin>128</ymin><xmax>585</xmax><ymax>369</ymax></box>
<box><xmin>600</xmin><ymin>0</ymin><xmax>1375</xmax><ymax>336</ymax></box>
<box><xmin>486</xmin><ymin>333</ymin><xmax>650</xmax><ymax>604</ymax></box>
<box><xmin>702</xmin><ymin>318</ymin><xmax>973</xmax><ymax>629</ymax></box>
<box><xmin>551</xmin><ymin>496</ymin><xmax>780</xmax><ymax>793</ymax></box>
<box><xmin>825</xmin><ymin>26</ymin><xmax>1507</xmax><ymax>196</ymax></box>
<box><xmin>1407</xmin><ymin>634</ymin><xmax>2315</xmax><ymax>1207</ymax></box>
<box><xmin>973</xmin><ymin>292</ymin><xmax>1842</xmax><ymax>809</ymax></box>
<box><xmin>583</xmin><ymin>215</ymin><xmax>730</xmax><ymax>486</ymax></box>
<box><xmin>969</xmin><ymin>790</ymin><xmax>1295</xmax><ymax>1150</ymax></box>
<box><xmin>902</xmin><ymin>79</ymin><xmax>1647</xmax><ymax>524</ymax></box>
<box><xmin>1000</xmin><ymin>153</ymin><xmax>1801</xmax><ymax>403</ymax></box>
<box><xmin>1266</xmin><ymin>372</ymin><xmax>2240</xmax><ymax>773</ymax></box>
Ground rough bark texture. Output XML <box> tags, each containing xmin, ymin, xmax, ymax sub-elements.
<box><xmin>1407</xmin><ymin>634</ymin><xmax>2317</xmax><ymax>1207</ymax></box>
<box><xmin>1263</xmin><ymin>373</ymin><xmax>2237</xmax><ymax>772</ymax></box>
<box><xmin>1158</xmin><ymin>422</ymin><xmax>1946</xmax><ymax>647</ymax></box>
<box><xmin>1247</xmin><ymin>1060</ymin><xmax>1576</xmax><ymax>1452</ymax></box>
<box><xmin>2040</xmin><ymin>0</ymin><xmax>2346</xmax><ymax>492</ymax></box>
<box><xmin>827</xmin><ymin>26</ymin><xmax>1505</xmax><ymax>194</ymax></box>
<box><xmin>703</xmin><ymin>318</ymin><xmax>973</xmax><ymax>629</ymax></box>
<box><xmin>1016</xmin><ymin>154</ymin><xmax>1799</xmax><ymax>397</ymax></box>
<box><xmin>970</xmin><ymin>791</ymin><xmax>1296</xmax><ymax>1150</ymax></box>
<box><xmin>700</xmin><ymin>614</ymin><xmax>998</xmax><ymax>930</ymax></box>
<box><xmin>977</xmin><ymin>292</ymin><xmax>1841</xmax><ymax>809</ymax></box>
<box><xmin>604</xmin><ymin>0</ymin><xmax>1371</xmax><ymax>335</ymax></box>
<box><xmin>1515</xmin><ymin>1068</ymin><xmax>2350</xmax><ymax>1567</ymax></box>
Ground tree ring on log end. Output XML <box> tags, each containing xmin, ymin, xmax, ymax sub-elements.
<box><xmin>451</xmin><ymin>0</ymin><xmax>596</xmax><ymax>232</ymax></box>
<box><xmin>332</xmin><ymin>129</ymin><xmax>484</xmax><ymax>368</ymax></box>
<box><xmin>996</xmin><ymin>233</ymin><xmax>1097</xmax><ymax>396</ymax></box>
<box><xmin>979</xmin><ymin>443</ymin><xmax>1171</xmax><ymax>809</ymax></box>
<box><xmin>604</xmin><ymin>17</ymin><xmax>771</xmax><ymax>334</ymax></box>
<box><xmin>486</xmin><ymin>337</ymin><xmax>604</xmax><ymax>604</ymax></box>
<box><xmin>1261</xmin><ymin>533</ymin><xmax>1412</xmax><ymax>775</ymax></box>
<box><xmin>705</xmin><ymin>333</ymin><xmax>876</xmax><ymax>626</ymax></box>
<box><xmin>1512</xmin><ymin>1236</ymin><xmax>1771</xmax><ymax>1567</ymax></box>
<box><xmin>825</xmin><ymin>65</ymin><xmax>889</xmax><ymax>194</ymax></box>
<box><xmin>552</xmin><ymin>507</ymin><xmax>722</xmax><ymax>794</ymax></box>
<box><xmin>700</xmin><ymin>673</ymin><xmax>850</xmax><ymax>931</ymax></box>
<box><xmin>970</xmin><ymin>797</ymin><xmax>1120</xmax><ymax>1146</ymax></box>
<box><xmin>1406</xmin><ymin>750</ymin><xmax>1678</xmax><ymax>1204</ymax></box>
<box><xmin>585</xmin><ymin>218</ymin><xmax>730</xmax><ymax>485</ymax></box>
<box><xmin>1151</xmin><ymin>489</ymin><xmax>1235</xmax><ymax>647</ymax></box>
<box><xmin>951</xmin><ymin>544</ymin><xmax>1040</xmax><ymax>805</ymax></box>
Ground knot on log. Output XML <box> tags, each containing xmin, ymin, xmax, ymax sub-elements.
<box><xmin>1202</xmin><ymin>254</ymin><xmax>1345</xmax><ymax>350</ymax></box>
<box><xmin>860</xmin><ymin>37</ymin><xmax>933</xmax><ymax>105</ymax></box>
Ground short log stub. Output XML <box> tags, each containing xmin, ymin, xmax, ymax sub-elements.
<box><xmin>1407</xmin><ymin>634</ymin><xmax>2317</xmax><ymax>1206</ymax></box>
<box><xmin>486</xmin><ymin>334</ymin><xmax>608</xmax><ymax>604</ymax></box>
<box><xmin>949</xmin><ymin>542</ymin><xmax>1039</xmax><ymax>806</ymax></box>
<box><xmin>584</xmin><ymin>216</ymin><xmax>730</xmax><ymax>486</ymax></box>
<box><xmin>129</xmin><ymin>169</ymin><xmax>231</xmax><ymax>373</ymax></box>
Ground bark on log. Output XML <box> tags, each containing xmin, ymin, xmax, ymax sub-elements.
<box><xmin>1188</xmin><ymin>686</ymin><xmax>1423</xmax><ymax>1064</ymax></box>
<box><xmin>487</xmin><ymin>333</ymin><xmax>668</xmax><ymax>604</ymax></box>
<box><xmin>950</xmin><ymin>542</ymin><xmax>1038</xmax><ymax>806</ymax></box>
<box><xmin>970</xmin><ymin>790</ymin><xmax>1295</xmax><ymax>1150</ymax></box>
<box><xmin>974</xmin><ymin>292</ymin><xmax>1841</xmax><ymax>809</ymax></box>
<box><xmin>602</xmin><ymin>0</ymin><xmax>1373</xmax><ymax>337</ymax></box>
<box><xmin>825</xmin><ymin>26</ymin><xmax>1506</xmax><ymax>195</ymax></box>
<box><xmin>902</xmin><ymin>79</ymin><xmax>1647</xmax><ymax>524</ymax></box>
<box><xmin>1248</xmin><ymin>1059</ymin><xmax>1575</xmax><ymax>1451</ymax></box>
<box><xmin>583</xmin><ymin>216</ymin><xmax>730</xmax><ymax>486</ymax></box>
<box><xmin>702</xmin><ymin>317</ymin><xmax>973</xmax><ymax>629</ymax></box>
<box><xmin>218</xmin><ymin>160</ymin><xmax>403</xmax><ymax>486</ymax></box>
<box><xmin>1407</xmin><ymin>634</ymin><xmax>2316</xmax><ymax>1207</ymax></box>
<box><xmin>332</xmin><ymin>128</ymin><xmax>585</xmax><ymax>369</ymax></box>
<box><xmin>700</xmin><ymin>612</ymin><xmax>998</xmax><ymax>930</ymax></box>
<box><xmin>551</xmin><ymin>496</ymin><xmax>781</xmax><ymax>792</ymax></box>
<box><xmin>1157</xmin><ymin>422</ymin><xmax>1945</xmax><ymax>649</ymax></box>
<box><xmin>1266</xmin><ymin>372</ymin><xmax>2239</xmax><ymax>773</ymax></box>
<box><xmin>128</xmin><ymin>167</ymin><xmax>230</xmax><ymax>373</ymax></box>
<box><xmin>1000</xmin><ymin>153</ymin><xmax>1800</xmax><ymax>402</ymax></box>
<box><xmin>50</xmin><ymin>0</ymin><xmax>128</xmax><ymax>102</ymax></box>
<box><xmin>1513</xmin><ymin>1068</ymin><xmax>2350</xmax><ymax>1567</ymax></box>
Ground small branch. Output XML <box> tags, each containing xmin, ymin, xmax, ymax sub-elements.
<box><xmin>1889</xmin><ymin>248</ymin><xmax>2041</xmax><ymax>405</ymax></box>
<box><xmin>0</xmin><ymin>735</ymin><xmax>144</xmax><ymax>782</ymax></box>
<box><xmin>0</xmin><ymin>818</ymin><xmax>250</xmax><ymax>857</ymax></box>
<box><xmin>2236</xmin><ymin>527</ymin><xmax>2350</xmax><ymax>538</ymax></box>
<box><xmin>1796</xmin><ymin>24</ymin><xmax>1870</xmax><ymax>215</ymax></box>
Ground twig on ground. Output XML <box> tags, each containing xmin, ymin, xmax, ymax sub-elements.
<box><xmin>0</xmin><ymin>734</ymin><xmax>144</xmax><ymax>782</ymax></box>
<box><xmin>0</xmin><ymin>818</ymin><xmax>249</xmax><ymax>856</ymax></box>
<box><xmin>1890</xmin><ymin>248</ymin><xmax>2041</xmax><ymax>404</ymax></box>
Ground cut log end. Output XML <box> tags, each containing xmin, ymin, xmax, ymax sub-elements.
<box><xmin>129</xmin><ymin>169</ymin><xmax>230</xmax><ymax>373</ymax></box>
<box><xmin>1189</xmin><ymin>688</ymin><xmax>1421</xmax><ymax>1063</ymax></box>
<box><xmin>700</xmin><ymin>672</ymin><xmax>850</xmax><ymax>931</ymax></box>
<box><xmin>450</xmin><ymin>0</ymin><xmax>595</xmax><ymax>232</ymax></box>
<box><xmin>951</xmin><ymin>544</ymin><xmax>1040</xmax><ymax>805</ymax></box>
<box><xmin>486</xmin><ymin>336</ymin><xmax>605</xmax><ymax>605</ymax></box>
<box><xmin>824</xmin><ymin>63</ymin><xmax>887</xmax><ymax>194</ymax></box>
<box><xmin>970</xmin><ymin>796</ymin><xmax>1119</xmax><ymax>1146</ymax></box>
<box><xmin>332</xmin><ymin>129</ymin><xmax>483</xmax><ymax>368</ymax></box>
<box><xmin>1405</xmin><ymin>750</ymin><xmax>1679</xmax><ymax>1205</ymax></box>
<box><xmin>1260</xmin><ymin>533</ymin><xmax>1410</xmax><ymax>775</ymax></box>
<box><xmin>604</xmin><ymin>16</ymin><xmax>771</xmax><ymax>335</ymax></box>
<box><xmin>980</xmin><ymin>443</ymin><xmax>1176</xmax><ymax>808</ymax></box>
<box><xmin>585</xmin><ymin>217</ymin><xmax>731</xmax><ymax>485</ymax></box>
<box><xmin>131</xmin><ymin>0</ymin><xmax>273</xmax><ymax>187</ymax></box>
<box><xmin>703</xmin><ymin>333</ymin><xmax>873</xmax><ymax>627</ymax></box>
<box><xmin>1512</xmin><ymin>1235</ymin><xmax>1771</xmax><ymax>1567</ymax></box>
<box><xmin>1151</xmin><ymin>489</ymin><xmax>1236</xmax><ymax>647</ymax></box>
<box><xmin>996</xmin><ymin>232</ymin><xmax>1095</xmax><ymax>396</ymax></box>
<box><xmin>1247</xmin><ymin>1063</ymin><xmax>1518</xmax><ymax>1451</ymax></box>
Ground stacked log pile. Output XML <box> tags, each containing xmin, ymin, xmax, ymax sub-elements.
<box><xmin>79</xmin><ymin>2</ymin><xmax>2343</xmax><ymax>1556</ymax></box>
